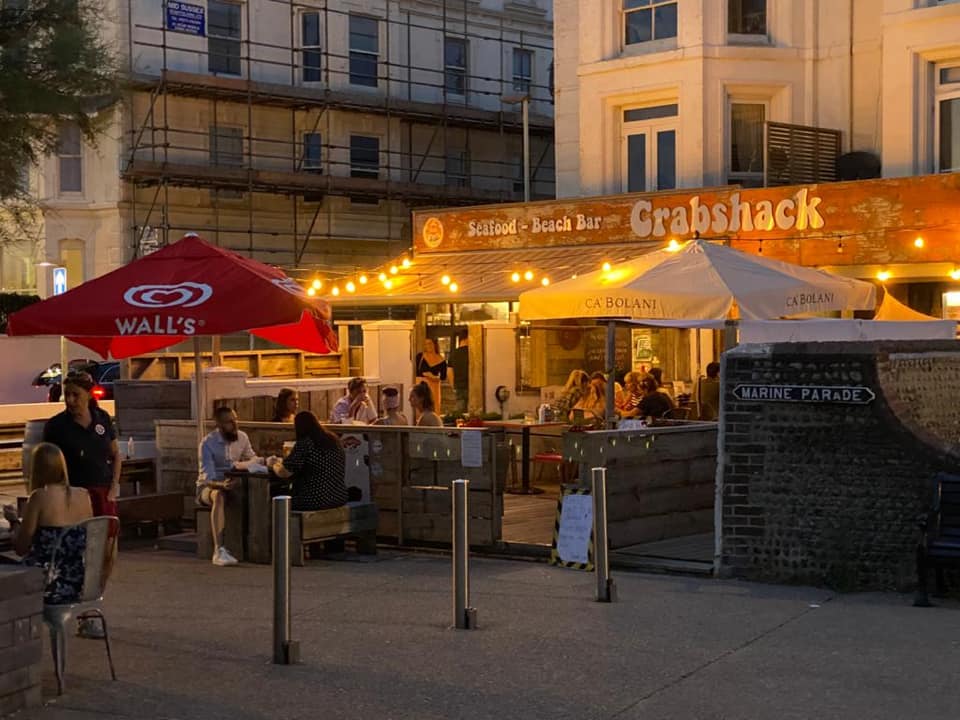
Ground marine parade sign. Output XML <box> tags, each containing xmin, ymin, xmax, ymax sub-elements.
<box><xmin>732</xmin><ymin>385</ymin><xmax>876</xmax><ymax>404</ymax></box>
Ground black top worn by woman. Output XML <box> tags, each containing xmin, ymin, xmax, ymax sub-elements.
<box><xmin>282</xmin><ymin>435</ymin><xmax>348</xmax><ymax>511</ymax></box>
<box><xmin>415</xmin><ymin>353</ymin><xmax>447</xmax><ymax>381</ymax></box>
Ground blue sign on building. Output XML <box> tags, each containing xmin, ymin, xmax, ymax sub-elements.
<box><xmin>52</xmin><ymin>267</ymin><xmax>68</xmax><ymax>296</ymax></box>
<box><xmin>166</xmin><ymin>1</ymin><xmax>205</xmax><ymax>36</ymax></box>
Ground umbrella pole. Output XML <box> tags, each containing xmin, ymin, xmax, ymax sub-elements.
<box><xmin>605</xmin><ymin>321</ymin><xmax>616</xmax><ymax>428</ymax></box>
<box><xmin>60</xmin><ymin>337</ymin><xmax>68</xmax><ymax>384</ymax></box>
<box><xmin>193</xmin><ymin>337</ymin><xmax>205</xmax><ymax>452</ymax></box>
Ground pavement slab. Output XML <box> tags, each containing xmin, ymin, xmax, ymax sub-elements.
<box><xmin>13</xmin><ymin>548</ymin><xmax>960</xmax><ymax>720</ymax></box>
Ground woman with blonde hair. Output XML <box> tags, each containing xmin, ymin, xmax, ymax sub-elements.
<box><xmin>555</xmin><ymin>369</ymin><xmax>589</xmax><ymax>418</ymax></box>
<box><xmin>3</xmin><ymin>443</ymin><xmax>94</xmax><ymax>603</ymax></box>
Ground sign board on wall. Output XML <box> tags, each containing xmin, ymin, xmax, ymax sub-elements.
<box><xmin>411</xmin><ymin>174</ymin><xmax>960</xmax><ymax>269</ymax></box>
<box><xmin>732</xmin><ymin>384</ymin><xmax>876</xmax><ymax>404</ymax></box>
<box><xmin>166</xmin><ymin>1</ymin><xmax>205</xmax><ymax>36</ymax></box>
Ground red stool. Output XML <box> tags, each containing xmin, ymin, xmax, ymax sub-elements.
<box><xmin>533</xmin><ymin>452</ymin><xmax>567</xmax><ymax>485</ymax></box>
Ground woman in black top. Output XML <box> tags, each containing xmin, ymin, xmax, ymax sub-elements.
<box><xmin>415</xmin><ymin>337</ymin><xmax>447</xmax><ymax>410</ymax></box>
<box><xmin>270</xmin><ymin>411</ymin><xmax>347</xmax><ymax>511</ymax></box>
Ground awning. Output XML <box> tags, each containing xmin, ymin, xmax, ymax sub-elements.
<box><xmin>326</xmin><ymin>243</ymin><xmax>660</xmax><ymax>306</ymax></box>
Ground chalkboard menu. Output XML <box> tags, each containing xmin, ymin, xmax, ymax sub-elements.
<box><xmin>584</xmin><ymin>327</ymin><xmax>632</xmax><ymax>374</ymax></box>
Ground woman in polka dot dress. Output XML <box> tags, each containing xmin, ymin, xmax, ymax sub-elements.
<box><xmin>270</xmin><ymin>411</ymin><xmax>347</xmax><ymax>512</ymax></box>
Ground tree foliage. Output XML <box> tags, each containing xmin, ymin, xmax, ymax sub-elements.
<box><xmin>0</xmin><ymin>0</ymin><xmax>120</xmax><ymax>204</ymax></box>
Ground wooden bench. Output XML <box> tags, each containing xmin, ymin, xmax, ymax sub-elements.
<box><xmin>914</xmin><ymin>472</ymin><xmax>960</xmax><ymax>606</ymax></box>
<box><xmin>289</xmin><ymin>502</ymin><xmax>378</xmax><ymax>567</ymax></box>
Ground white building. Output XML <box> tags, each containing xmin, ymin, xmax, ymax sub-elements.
<box><xmin>554</xmin><ymin>0</ymin><xmax>960</xmax><ymax>198</ymax></box>
<box><xmin>2</xmin><ymin>0</ymin><xmax>555</xmax><ymax>295</ymax></box>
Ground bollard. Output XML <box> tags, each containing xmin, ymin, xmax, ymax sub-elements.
<box><xmin>452</xmin><ymin>479</ymin><xmax>477</xmax><ymax>629</ymax></box>
<box><xmin>592</xmin><ymin>467</ymin><xmax>616</xmax><ymax>603</ymax></box>
<box><xmin>272</xmin><ymin>496</ymin><xmax>299</xmax><ymax>663</ymax></box>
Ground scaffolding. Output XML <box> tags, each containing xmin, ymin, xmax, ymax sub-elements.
<box><xmin>123</xmin><ymin>0</ymin><xmax>555</xmax><ymax>277</ymax></box>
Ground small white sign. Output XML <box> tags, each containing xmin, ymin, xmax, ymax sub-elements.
<box><xmin>555</xmin><ymin>492</ymin><xmax>593</xmax><ymax>565</ymax></box>
<box><xmin>52</xmin><ymin>267</ymin><xmax>67</xmax><ymax>296</ymax></box>
<box><xmin>460</xmin><ymin>429</ymin><xmax>483</xmax><ymax>468</ymax></box>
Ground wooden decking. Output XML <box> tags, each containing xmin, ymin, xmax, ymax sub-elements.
<box><xmin>502</xmin><ymin>493</ymin><xmax>559</xmax><ymax>546</ymax></box>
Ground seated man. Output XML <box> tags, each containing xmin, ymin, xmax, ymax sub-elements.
<box><xmin>198</xmin><ymin>407</ymin><xmax>262</xmax><ymax>566</ymax></box>
<box><xmin>330</xmin><ymin>377</ymin><xmax>378</xmax><ymax>424</ymax></box>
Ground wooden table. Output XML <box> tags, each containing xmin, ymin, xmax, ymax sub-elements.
<box><xmin>483</xmin><ymin>421</ymin><xmax>568</xmax><ymax>494</ymax></box>
<box><xmin>225</xmin><ymin>470</ymin><xmax>287</xmax><ymax>564</ymax></box>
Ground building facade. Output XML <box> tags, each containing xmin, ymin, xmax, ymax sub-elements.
<box><xmin>554</xmin><ymin>0</ymin><xmax>960</xmax><ymax>196</ymax></box>
<box><xmin>2</xmin><ymin>0</ymin><xmax>555</xmax><ymax>295</ymax></box>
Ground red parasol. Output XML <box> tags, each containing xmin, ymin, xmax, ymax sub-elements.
<box><xmin>7</xmin><ymin>235</ymin><xmax>338</xmax><ymax>358</ymax></box>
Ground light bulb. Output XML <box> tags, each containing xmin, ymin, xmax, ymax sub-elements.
<box><xmin>359</xmin><ymin>274</ymin><xmax>368</xmax><ymax>285</ymax></box>
<box><xmin>523</xmin><ymin>270</ymin><xmax>534</xmax><ymax>281</ymax></box>
<box><xmin>390</xmin><ymin>265</ymin><xmax>399</xmax><ymax>275</ymax></box>
<box><xmin>441</xmin><ymin>274</ymin><xmax>451</xmax><ymax>286</ymax></box>
<box><xmin>346</xmin><ymin>281</ymin><xmax>356</xmax><ymax>293</ymax></box>
<box><xmin>401</xmin><ymin>257</ymin><xmax>411</xmax><ymax>268</ymax></box>
<box><xmin>511</xmin><ymin>272</ymin><xmax>521</xmax><ymax>283</ymax></box>
<box><xmin>914</xmin><ymin>236</ymin><xmax>925</xmax><ymax>249</ymax></box>
<box><xmin>378</xmin><ymin>272</ymin><xmax>387</xmax><ymax>282</ymax></box>
<box><xmin>332</xmin><ymin>286</ymin><xmax>341</xmax><ymax>296</ymax></box>
<box><xmin>384</xmin><ymin>279</ymin><xmax>394</xmax><ymax>290</ymax></box>
<box><xmin>951</xmin><ymin>269</ymin><xmax>960</xmax><ymax>281</ymax></box>
<box><xmin>666</xmin><ymin>239</ymin><xmax>681</xmax><ymax>252</ymax></box>
<box><xmin>306</xmin><ymin>287</ymin><xmax>317</xmax><ymax>297</ymax></box>
<box><xmin>602</xmin><ymin>262</ymin><xmax>612</xmax><ymax>272</ymax></box>
<box><xmin>541</xmin><ymin>277</ymin><xmax>550</xmax><ymax>286</ymax></box>
<box><xmin>311</xmin><ymin>278</ymin><xmax>322</xmax><ymax>290</ymax></box>
<box><xmin>449</xmin><ymin>282</ymin><xmax>459</xmax><ymax>293</ymax></box>
<box><xmin>876</xmin><ymin>270</ymin><xmax>891</xmax><ymax>282</ymax></box>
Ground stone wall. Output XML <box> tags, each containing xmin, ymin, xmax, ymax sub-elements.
<box><xmin>0</xmin><ymin>566</ymin><xmax>44</xmax><ymax>715</ymax></box>
<box><xmin>720</xmin><ymin>341</ymin><xmax>960</xmax><ymax>591</ymax></box>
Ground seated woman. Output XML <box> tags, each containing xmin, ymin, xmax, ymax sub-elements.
<box><xmin>555</xmin><ymin>369</ymin><xmax>589</xmax><ymax>419</ymax></box>
<box><xmin>272</xmin><ymin>388</ymin><xmax>299</xmax><ymax>423</ymax></box>
<box><xmin>3</xmin><ymin>443</ymin><xmax>94</xmax><ymax>604</ymax></box>
<box><xmin>269</xmin><ymin>412</ymin><xmax>347</xmax><ymax>512</ymax></box>
<box><xmin>571</xmin><ymin>378</ymin><xmax>606</xmax><ymax>425</ymax></box>
<box><xmin>409</xmin><ymin>381</ymin><xmax>443</xmax><ymax>427</ymax></box>
<box><xmin>374</xmin><ymin>387</ymin><xmax>408</xmax><ymax>426</ymax></box>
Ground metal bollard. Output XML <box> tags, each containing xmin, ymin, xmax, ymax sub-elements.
<box><xmin>592</xmin><ymin>467</ymin><xmax>616</xmax><ymax>603</ymax></box>
<box><xmin>452</xmin><ymin>479</ymin><xmax>477</xmax><ymax>629</ymax></box>
<box><xmin>272</xmin><ymin>496</ymin><xmax>299</xmax><ymax>663</ymax></box>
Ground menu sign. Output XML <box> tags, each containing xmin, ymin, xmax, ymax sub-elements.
<box><xmin>411</xmin><ymin>174</ymin><xmax>960</xmax><ymax>267</ymax></box>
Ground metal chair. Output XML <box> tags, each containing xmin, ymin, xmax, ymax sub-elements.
<box><xmin>43</xmin><ymin>516</ymin><xmax>119</xmax><ymax>695</ymax></box>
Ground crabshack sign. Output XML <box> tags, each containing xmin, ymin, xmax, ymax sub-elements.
<box><xmin>412</xmin><ymin>174</ymin><xmax>960</xmax><ymax>266</ymax></box>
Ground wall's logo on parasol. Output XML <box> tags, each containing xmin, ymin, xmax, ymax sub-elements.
<box><xmin>123</xmin><ymin>282</ymin><xmax>213</xmax><ymax>309</ymax></box>
<box><xmin>421</xmin><ymin>217</ymin><xmax>444</xmax><ymax>248</ymax></box>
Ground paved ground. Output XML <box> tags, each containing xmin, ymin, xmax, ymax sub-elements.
<box><xmin>15</xmin><ymin>547</ymin><xmax>960</xmax><ymax>720</ymax></box>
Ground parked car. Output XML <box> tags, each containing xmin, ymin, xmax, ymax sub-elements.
<box><xmin>33</xmin><ymin>360</ymin><xmax>120</xmax><ymax>402</ymax></box>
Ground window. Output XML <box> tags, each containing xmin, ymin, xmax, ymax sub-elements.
<box><xmin>302</xmin><ymin>132</ymin><xmax>322</xmax><ymax>172</ymax></box>
<box><xmin>350</xmin><ymin>135</ymin><xmax>379</xmax><ymax>178</ymax></box>
<box><xmin>513</xmin><ymin>48</ymin><xmax>533</xmax><ymax>94</ymax></box>
<box><xmin>444</xmin><ymin>37</ymin><xmax>468</xmax><ymax>97</ymax></box>
<box><xmin>57</xmin><ymin>123</ymin><xmax>82</xmax><ymax>194</ymax></box>
<box><xmin>0</xmin><ymin>241</ymin><xmax>35</xmax><ymax>293</ymax></box>
<box><xmin>728</xmin><ymin>0</ymin><xmax>766</xmax><ymax>36</ymax></box>
<box><xmin>445</xmin><ymin>150</ymin><xmax>470</xmax><ymax>187</ymax></box>
<box><xmin>937</xmin><ymin>63</ymin><xmax>960</xmax><ymax>173</ymax></box>
<box><xmin>624</xmin><ymin>0</ymin><xmax>677</xmax><ymax>46</ymax></box>
<box><xmin>208</xmin><ymin>0</ymin><xmax>242</xmax><ymax>76</ymax></box>
<box><xmin>209</xmin><ymin>126</ymin><xmax>244</xmax><ymax>166</ymax></box>
<box><xmin>621</xmin><ymin>103</ymin><xmax>677</xmax><ymax>192</ymax></box>
<box><xmin>302</xmin><ymin>12</ymin><xmax>322</xmax><ymax>82</ymax></box>
<box><xmin>728</xmin><ymin>102</ymin><xmax>765</xmax><ymax>186</ymax></box>
<box><xmin>349</xmin><ymin>15</ymin><xmax>378</xmax><ymax>87</ymax></box>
